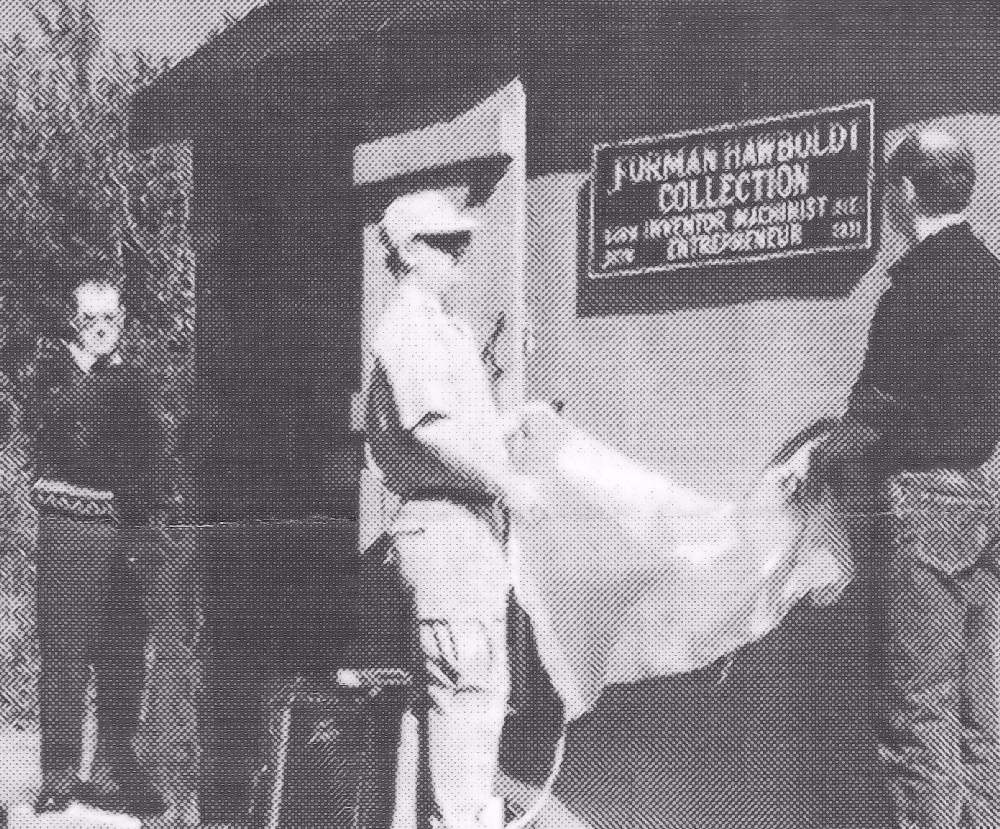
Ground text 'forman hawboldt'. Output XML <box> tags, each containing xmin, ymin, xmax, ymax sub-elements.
<box><xmin>590</xmin><ymin>101</ymin><xmax>874</xmax><ymax>277</ymax></box>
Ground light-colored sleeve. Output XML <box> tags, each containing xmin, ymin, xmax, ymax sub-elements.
<box><xmin>372</xmin><ymin>309</ymin><xmax>458</xmax><ymax>431</ymax></box>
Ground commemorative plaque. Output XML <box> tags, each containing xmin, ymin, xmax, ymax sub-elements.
<box><xmin>589</xmin><ymin>100</ymin><xmax>875</xmax><ymax>280</ymax></box>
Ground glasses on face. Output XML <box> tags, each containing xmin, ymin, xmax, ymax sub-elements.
<box><xmin>73</xmin><ymin>309</ymin><xmax>124</xmax><ymax>329</ymax></box>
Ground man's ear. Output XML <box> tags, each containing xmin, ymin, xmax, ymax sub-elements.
<box><xmin>901</xmin><ymin>175</ymin><xmax>918</xmax><ymax>208</ymax></box>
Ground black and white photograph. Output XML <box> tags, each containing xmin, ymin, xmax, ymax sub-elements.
<box><xmin>0</xmin><ymin>2</ymin><xmax>997</xmax><ymax>829</ymax></box>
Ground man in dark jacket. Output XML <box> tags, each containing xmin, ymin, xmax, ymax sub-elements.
<box><xmin>29</xmin><ymin>273</ymin><xmax>173</xmax><ymax>818</ymax></box>
<box><xmin>811</xmin><ymin>129</ymin><xmax>1000</xmax><ymax>828</ymax></box>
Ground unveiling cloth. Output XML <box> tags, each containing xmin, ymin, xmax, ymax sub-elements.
<box><xmin>506</xmin><ymin>404</ymin><xmax>853</xmax><ymax>722</ymax></box>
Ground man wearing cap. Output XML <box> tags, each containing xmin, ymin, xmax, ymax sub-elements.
<box><xmin>810</xmin><ymin>129</ymin><xmax>1000</xmax><ymax>828</ymax></box>
<box><xmin>367</xmin><ymin>190</ymin><xmax>541</xmax><ymax>829</ymax></box>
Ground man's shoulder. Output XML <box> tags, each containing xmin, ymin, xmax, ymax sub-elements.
<box><xmin>932</xmin><ymin>221</ymin><xmax>995</xmax><ymax>260</ymax></box>
<box><xmin>912</xmin><ymin>227</ymin><xmax>1000</xmax><ymax>328</ymax></box>
<box><xmin>897</xmin><ymin>223</ymin><xmax>999</xmax><ymax>280</ymax></box>
<box><xmin>941</xmin><ymin>224</ymin><xmax>1000</xmax><ymax>290</ymax></box>
<box><xmin>965</xmin><ymin>227</ymin><xmax>1000</xmax><ymax>272</ymax></box>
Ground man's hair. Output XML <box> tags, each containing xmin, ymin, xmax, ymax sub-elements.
<box><xmin>63</xmin><ymin>269</ymin><xmax>122</xmax><ymax>322</ymax></box>
<box><xmin>72</xmin><ymin>279</ymin><xmax>120</xmax><ymax>309</ymax></box>
<box><xmin>886</xmin><ymin>129</ymin><xmax>975</xmax><ymax>215</ymax></box>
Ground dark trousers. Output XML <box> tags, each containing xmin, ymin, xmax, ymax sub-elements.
<box><xmin>36</xmin><ymin>512</ymin><xmax>147</xmax><ymax>779</ymax></box>
<box><xmin>876</xmin><ymin>469</ymin><xmax>1000</xmax><ymax>829</ymax></box>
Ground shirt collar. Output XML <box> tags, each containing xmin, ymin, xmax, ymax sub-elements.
<box><xmin>64</xmin><ymin>340</ymin><xmax>123</xmax><ymax>374</ymax></box>
<box><xmin>913</xmin><ymin>212</ymin><xmax>965</xmax><ymax>243</ymax></box>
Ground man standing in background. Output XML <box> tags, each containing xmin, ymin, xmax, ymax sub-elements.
<box><xmin>29</xmin><ymin>271</ymin><xmax>173</xmax><ymax>818</ymax></box>
<box><xmin>367</xmin><ymin>190</ymin><xmax>541</xmax><ymax>829</ymax></box>
<box><xmin>810</xmin><ymin>129</ymin><xmax>1000</xmax><ymax>828</ymax></box>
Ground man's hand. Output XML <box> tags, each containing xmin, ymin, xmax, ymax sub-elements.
<box><xmin>807</xmin><ymin>417</ymin><xmax>883</xmax><ymax>504</ymax></box>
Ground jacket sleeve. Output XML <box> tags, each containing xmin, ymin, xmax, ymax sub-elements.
<box><xmin>808</xmin><ymin>381</ymin><xmax>903</xmax><ymax>509</ymax></box>
<box><xmin>846</xmin><ymin>381</ymin><xmax>908</xmax><ymax>436</ymax></box>
<box><xmin>836</xmin><ymin>380</ymin><xmax>909</xmax><ymax>475</ymax></box>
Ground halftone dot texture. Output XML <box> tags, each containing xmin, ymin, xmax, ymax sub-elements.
<box><xmin>1</xmin><ymin>0</ymin><xmax>198</xmax><ymax>823</ymax></box>
<box><xmin>5</xmin><ymin>2</ymin><xmax>1000</xmax><ymax>829</ymax></box>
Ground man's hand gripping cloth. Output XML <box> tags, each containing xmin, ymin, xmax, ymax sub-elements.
<box><xmin>506</xmin><ymin>403</ymin><xmax>853</xmax><ymax>722</ymax></box>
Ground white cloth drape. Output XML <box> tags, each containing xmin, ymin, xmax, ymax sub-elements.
<box><xmin>507</xmin><ymin>404</ymin><xmax>853</xmax><ymax>722</ymax></box>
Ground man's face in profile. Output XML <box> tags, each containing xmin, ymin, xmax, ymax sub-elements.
<box><xmin>72</xmin><ymin>283</ymin><xmax>124</xmax><ymax>357</ymax></box>
<box><xmin>405</xmin><ymin>233</ymin><xmax>472</xmax><ymax>294</ymax></box>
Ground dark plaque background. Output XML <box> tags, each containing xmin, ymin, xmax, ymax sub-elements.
<box><xmin>581</xmin><ymin>101</ymin><xmax>876</xmax><ymax>316</ymax></box>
